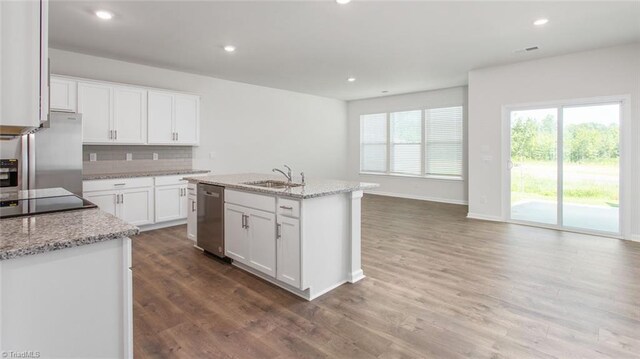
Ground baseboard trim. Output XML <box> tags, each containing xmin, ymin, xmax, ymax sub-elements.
<box><xmin>139</xmin><ymin>219</ymin><xmax>187</xmax><ymax>232</ymax></box>
<box><xmin>629</xmin><ymin>234</ymin><xmax>640</xmax><ymax>242</ymax></box>
<box><xmin>365</xmin><ymin>190</ymin><xmax>468</xmax><ymax>205</ymax></box>
<box><xmin>466</xmin><ymin>212</ymin><xmax>504</xmax><ymax>222</ymax></box>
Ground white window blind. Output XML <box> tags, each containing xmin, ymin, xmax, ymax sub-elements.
<box><xmin>390</xmin><ymin>110</ymin><xmax>422</xmax><ymax>175</ymax></box>
<box><xmin>360</xmin><ymin>113</ymin><xmax>387</xmax><ymax>172</ymax></box>
<box><xmin>425</xmin><ymin>106</ymin><xmax>463</xmax><ymax>177</ymax></box>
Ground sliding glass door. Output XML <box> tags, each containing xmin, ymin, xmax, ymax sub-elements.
<box><xmin>508</xmin><ymin>102</ymin><xmax>621</xmax><ymax>235</ymax></box>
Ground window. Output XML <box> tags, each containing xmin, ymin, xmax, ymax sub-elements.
<box><xmin>390</xmin><ymin>110</ymin><xmax>422</xmax><ymax>175</ymax></box>
<box><xmin>360</xmin><ymin>113</ymin><xmax>387</xmax><ymax>173</ymax></box>
<box><xmin>425</xmin><ymin>106</ymin><xmax>463</xmax><ymax>177</ymax></box>
<box><xmin>359</xmin><ymin>106</ymin><xmax>463</xmax><ymax>179</ymax></box>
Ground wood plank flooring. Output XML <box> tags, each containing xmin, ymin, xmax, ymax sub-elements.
<box><xmin>132</xmin><ymin>194</ymin><xmax>640</xmax><ymax>358</ymax></box>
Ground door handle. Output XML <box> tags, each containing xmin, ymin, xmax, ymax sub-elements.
<box><xmin>276</xmin><ymin>223</ymin><xmax>282</xmax><ymax>239</ymax></box>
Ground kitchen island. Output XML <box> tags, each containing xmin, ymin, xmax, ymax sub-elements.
<box><xmin>184</xmin><ymin>173</ymin><xmax>378</xmax><ymax>300</ymax></box>
<box><xmin>0</xmin><ymin>204</ymin><xmax>138</xmax><ymax>359</ymax></box>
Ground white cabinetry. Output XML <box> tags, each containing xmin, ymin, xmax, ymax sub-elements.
<box><xmin>0</xmin><ymin>0</ymin><xmax>48</xmax><ymax>131</ymax></box>
<box><xmin>187</xmin><ymin>183</ymin><xmax>197</xmax><ymax>241</ymax></box>
<box><xmin>224</xmin><ymin>203</ymin><xmax>250</xmax><ymax>262</ymax></box>
<box><xmin>78</xmin><ymin>81</ymin><xmax>147</xmax><ymax>144</ymax></box>
<box><xmin>276</xmin><ymin>215</ymin><xmax>301</xmax><ymax>288</ymax></box>
<box><xmin>247</xmin><ymin>209</ymin><xmax>277</xmax><ymax>277</ymax></box>
<box><xmin>0</xmin><ymin>237</ymin><xmax>133</xmax><ymax>358</ymax></box>
<box><xmin>83</xmin><ymin>178</ymin><xmax>154</xmax><ymax>226</ymax></box>
<box><xmin>50</xmin><ymin>77</ymin><xmax>77</xmax><ymax>112</ymax></box>
<box><xmin>154</xmin><ymin>175</ymin><xmax>188</xmax><ymax>223</ymax></box>
<box><xmin>148</xmin><ymin>91</ymin><xmax>199</xmax><ymax>145</ymax></box>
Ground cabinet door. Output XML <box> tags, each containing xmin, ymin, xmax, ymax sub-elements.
<box><xmin>247</xmin><ymin>209</ymin><xmax>277</xmax><ymax>277</ymax></box>
<box><xmin>50</xmin><ymin>78</ymin><xmax>76</xmax><ymax>112</ymax></box>
<box><xmin>224</xmin><ymin>204</ymin><xmax>249</xmax><ymax>263</ymax></box>
<box><xmin>154</xmin><ymin>185</ymin><xmax>184</xmax><ymax>222</ymax></box>
<box><xmin>277</xmin><ymin>216</ymin><xmax>301</xmax><ymax>288</ymax></box>
<box><xmin>84</xmin><ymin>191</ymin><xmax>117</xmax><ymax>216</ymax></box>
<box><xmin>147</xmin><ymin>91</ymin><xmax>174</xmax><ymax>144</ymax></box>
<box><xmin>174</xmin><ymin>95</ymin><xmax>199</xmax><ymax>145</ymax></box>
<box><xmin>78</xmin><ymin>82</ymin><xmax>113</xmax><ymax>143</ymax></box>
<box><xmin>187</xmin><ymin>195</ymin><xmax>197</xmax><ymax>241</ymax></box>
<box><xmin>113</xmin><ymin>86</ymin><xmax>146</xmax><ymax>144</ymax></box>
<box><xmin>119</xmin><ymin>187</ymin><xmax>154</xmax><ymax>226</ymax></box>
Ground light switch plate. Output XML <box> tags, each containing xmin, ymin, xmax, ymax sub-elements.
<box><xmin>153</xmin><ymin>153</ymin><xmax>159</xmax><ymax>161</ymax></box>
<box><xmin>89</xmin><ymin>153</ymin><xmax>97</xmax><ymax>162</ymax></box>
<box><xmin>126</xmin><ymin>153</ymin><xmax>132</xmax><ymax>161</ymax></box>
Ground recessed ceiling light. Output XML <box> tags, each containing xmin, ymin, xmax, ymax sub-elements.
<box><xmin>336</xmin><ymin>0</ymin><xmax>352</xmax><ymax>4</ymax></box>
<box><xmin>347</xmin><ymin>77</ymin><xmax>356</xmax><ymax>82</ymax></box>
<box><xmin>223</xmin><ymin>45</ymin><xmax>236</xmax><ymax>53</ymax></box>
<box><xmin>533</xmin><ymin>18</ymin><xmax>549</xmax><ymax>26</ymax></box>
<box><xmin>95</xmin><ymin>10</ymin><xmax>113</xmax><ymax>20</ymax></box>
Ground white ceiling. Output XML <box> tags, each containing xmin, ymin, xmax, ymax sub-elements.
<box><xmin>49</xmin><ymin>1</ymin><xmax>640</xmax><ymax>101</ymax></box>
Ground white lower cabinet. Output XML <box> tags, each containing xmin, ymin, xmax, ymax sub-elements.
<box><xmin>84</xmin><ymin>186</ymin><xmax>154</xmax><ymax>226</ymax></box>
<box><xmin>276</xmin><ymin>216</ymin><xmax>301</xmax><ymax>288</ymax></box>
<box><xmin>154</xmin><ymin>184</ymin><xmax>188</xmax><ymax>222</ymax></box>
<box><xmin>224</xmin><ymin>203</ymin><xmax>250</xmax><ymax>262</ymax></box>
<box><xmin>187</xmin><ymin>184</ymin><xmax>197</xmax><ymax>241</ymax></box>
<box><xmin>247</xmin><ymin>209</ymin><xmax>277</xmax><ymax>277</ymax></box>
<box><xmin>119</xmin><ymin>187</ymin><xmax>154</xmax><ymax>226</ymax></box>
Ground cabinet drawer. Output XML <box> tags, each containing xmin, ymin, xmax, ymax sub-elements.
<box><xmin>225</xmin><ymin>189</ymin><xmax>275</xmax><ymax>213</ymax></box>
<box><xmin>154</xmin><ymin>175</ymin><xmax>188</xmax><ymax>186</ymax></box>
<box><xmin>83</xmin><ymin>177</ymin><xmax>154</xmax><ymax>192</ymax></box>
<box><xmin>277</xmin><ymin>198</ymin><xmax>300</xmax><ymax>218</ymax></box>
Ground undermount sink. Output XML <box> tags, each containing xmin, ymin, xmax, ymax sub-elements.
<box><xmin>242</xmin><ymin>180</ymin><xmax>304</xmax><ymax>189</ymax></box>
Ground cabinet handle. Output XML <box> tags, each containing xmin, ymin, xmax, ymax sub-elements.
<box><xmin>276</xmin><ymin>223</ymin><xmax>282</xmax><ymax>239</ymax></box>
<box><xmin>245</xmin><ymin>215</ymin><xmax>249</xmax><ymax>229</ymax></box>
<box><xmin>279</xmin><ymin>205</ymin><xmax>293</xmax><ymax>210</ymax></box>
<box><xmin>115</xmin><ymin>194</ymin><xmax>119</xmax><ymax>204</ymax></box>
<box><xmin>114</xmin><ymin>183</ymin><xmax>126</xmax><ymax>186</ymax></box>
<box><xmin>176</xmin><ymin>132</ymin><xmax>179</xmax><ymax>141</ymax></box>
<box><xmin>192</xmin><ymin>201</ymin><xmax>196</xmax><ymax>212</ymax></box>
<box><xmin>115</xmin><ymin>130</ymin><xmax>118</xmax><ymax>140</ymax></box>
<box><xmin>109</xmin><ymin>130</ymin><xmax>113</xmax><ymax>139</ymax></box>
<box><xmin>120</xmin><ymin>194</ymin><xmax>124</xmax><ymax>204</ymax></box>
<box><xmin>241</xmin><ymin>214</ymin><xmax>245</xmax><ymax>228</ymax></box>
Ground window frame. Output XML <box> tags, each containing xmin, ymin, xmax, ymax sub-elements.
<box><xmin>359</xmin><ymin>105</ymin><xmax>464</xmax><ymax>181</ymax></box>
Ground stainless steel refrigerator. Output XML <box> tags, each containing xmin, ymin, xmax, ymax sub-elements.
<box><xmin>21</xmin><ymin>111</ymin><xmax>83</xmax><ymax>195</ymax></box>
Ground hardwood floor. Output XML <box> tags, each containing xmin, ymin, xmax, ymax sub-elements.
<box><xmin>132</xmin><ymin>194</ymin><xmax>640</xmax><ymax>358</ymax></box>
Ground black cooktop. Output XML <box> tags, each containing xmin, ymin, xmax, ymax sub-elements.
<box><xmin>0</xmin><ymin>195</ymin><xmax>97</xmax><ymax>219</ymax></box>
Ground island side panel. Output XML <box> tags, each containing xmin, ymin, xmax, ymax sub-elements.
<box><xmin>301</xmin><ymin>193</ymin><xmax>351</xmax><ymax>299</ymax></box>
<box><xmin>349</xmin><ymin>190</ymin><xmax>365</xmax><ymax>283</ymax></box>
<box><xmin>0</xmin><ymin>238</ymin><xmax>131</xmax><ymax>358</ymax></box>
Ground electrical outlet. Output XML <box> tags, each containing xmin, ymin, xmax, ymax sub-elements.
<box><xmin>126</xmin><ymin>153</ymin><xmax>132</xmax><ymax>161</ymax></box>
<box><xmin>153</xmin><ymin>153</ymin><xmax>159</xmax><ymax>161</ymax></box>
<box><xmin>89</xmin><ymin>153</ymin><xmax>97</xmax><ymax>162</ymax></box>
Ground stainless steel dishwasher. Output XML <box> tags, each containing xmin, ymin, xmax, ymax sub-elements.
<box><xmin>197</xmin><ymin>184</ymin><xmax>225</xmax><ymax>257</ymax></box>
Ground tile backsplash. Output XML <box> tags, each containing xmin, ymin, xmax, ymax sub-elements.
<box><xmin>83</xmin><ymin>145</ymin><xmax>193</xmax><ymax>175</ymax></box>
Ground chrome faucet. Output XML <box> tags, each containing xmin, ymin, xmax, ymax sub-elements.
<box><xmin>272</xmin><ymin>165</ymin><xmax>292</xmax><ymax>183</ymax></box>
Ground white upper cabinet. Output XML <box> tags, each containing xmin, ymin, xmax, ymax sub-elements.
<box><xmin>53</xmin><ymin>75</ymin><xmax>198</xmax><ymax>146</ymax></box>
<box><xmin>174</xmin><ymin>95</ymin><xmax>199</xmax><ymax>145</ymax></box>
<box><xmin>50</xmin><ymin>77</ymin><xmax>77</xmax><ymax>112</ymax></box>
<box><xmin>78</xmin><ymin>81</ymin><xmax>147</xmax><ymax>144</ymax></box>
<box><xmin>113</xmin><ymin>86</ymin><xmax>147</xmax><ymax>144</ymax></box>
<box><xmin>78</xmin><ymin>81</ymin><xmax>113</xmax><ymax>143</ymax></box>
<box><xmin>147</xmin><ymin>91</ymin><xmax>174</xmax><ymax>144</ymax></box>
<box><xmin>148</xmin><ymin>91</ymin><xmax>199</xmax><ymax>145</ymax></box>
<box><xmin>0</xmin><ymin>0</ymin><xmax>48</xmax><ymax>131</ymax></box>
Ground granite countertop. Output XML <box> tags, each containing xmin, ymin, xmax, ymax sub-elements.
<box><xmin>83</xmin><ymin>169</ymin><xmax>210</xmax><ymax>180</ymax></box>
<box><xmin>183</xmin><ymin>173</ymin><xmax>379</xmax><ymax>199</ymax></box>
<box><xmin>0</xmin><ymin>208</ymin><xmax>139</xmax><ymax>261</ymax></box>
<box><xmin>0</xmin><ymin>187</ymin><xmax>73</xmax><ymax>201</ymax></box>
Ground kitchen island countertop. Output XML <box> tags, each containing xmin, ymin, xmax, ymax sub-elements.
<box><xmin>183</xmin><ymin>173</ymin><xmax>378</xmax><ymax>199</ymax></box>
<box><xmin>0</xmin><ymin>208</ymin><xmax>139</xmax><ymax>260</ymax></box>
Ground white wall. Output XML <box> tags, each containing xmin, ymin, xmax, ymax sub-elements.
<box><xmin>347</xmin><ymin>86</ymin><xmax>468</xmax><ymax>204</ymax></box>
<box><xmin>468</xmin><ymin>43</ymin><xmax>640</xmax><ymax>238</ymax></box>
<box><xmin>48</xmin><ymin>49</ymin><xmax>349</xmax><ymax>180</ymax></box>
